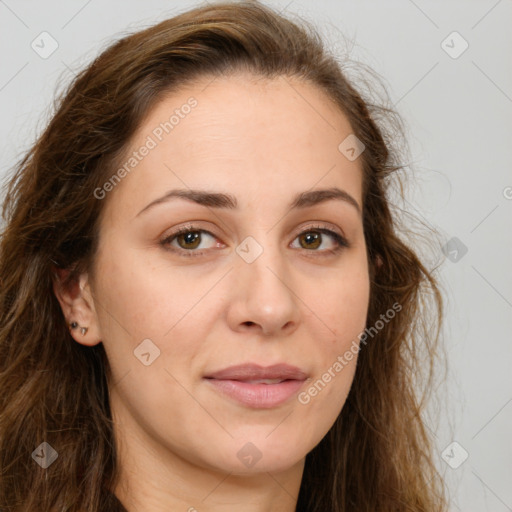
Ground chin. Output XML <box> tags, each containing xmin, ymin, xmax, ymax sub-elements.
<box><xmin>202</xmin><ymin>432</ymin><xmax>311</xmax><ymax>475</ymax></box>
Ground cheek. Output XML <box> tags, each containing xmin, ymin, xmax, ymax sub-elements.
<box><xmin>93</xmin><ymin>246</ymin><xmax>207</xmax><ymax>422</ymax></box>
<box><xmin>313</xmin><ymin>259</ymin><xmax>370</xmax><ymax>343</ymax></box>
<box><xmin>92</xmin><ymin>243</ymin><xmax>219</xmax><ymax>397</ymax></box>
<box><xmin>94</xmin><ymin>242</ymin><xmax>201</xmax><ymax>341</ymax></box>
<box><xmin>297</xmin><ymin>285</ymin><xmax>366</xmax><ymax>432</ymax></box>
<box><xmin>297</xmin><ymin>258</ymin><xmax>369</xmax><ymax>413</ymax></box>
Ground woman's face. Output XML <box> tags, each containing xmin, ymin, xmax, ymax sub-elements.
<box><xmin>82</xmin><ymin>73</ymin><xmax>369</xmax><ymax>476</ymax></box>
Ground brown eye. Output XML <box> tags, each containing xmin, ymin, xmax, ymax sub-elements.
<box><xmin>161</xmin><ymin>227</ymin><xmax>220</xmax><ymax>257</ymax></box>
<box><xmin>291</xmin><ymin>227</ymin><xmax>348</xmax><ymax>254</ymax></box>
<box><xmin>176</xmin><ymin>231</ymin><xmax>201</xmax><ymax>250</ymax></box>
<box><xmin>298</xmin><ymin>231</ymin><xmax>321</xmax><ymax>250</ymax></box>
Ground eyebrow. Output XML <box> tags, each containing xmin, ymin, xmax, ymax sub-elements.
<box><xmin>135</xmin><ymin>186</ymin><xmax>361</xmax><ymax>218</ymax></box>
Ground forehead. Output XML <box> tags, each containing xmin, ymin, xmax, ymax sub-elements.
<box><xmin>152</xmin><ymin>72</ymin><xmax>355</xmax><ymax>148</ymax></box>
<box><xmin>100</xmin><ymin>72</ymin><xmax>363</xmax><ymax>221</ymax></box>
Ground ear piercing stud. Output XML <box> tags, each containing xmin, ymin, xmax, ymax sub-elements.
<box><xmin>69</xmin><ymin>321</ymin><xmax>88</xmax><ymax>336</ymax></box>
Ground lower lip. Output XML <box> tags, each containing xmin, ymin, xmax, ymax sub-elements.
<box><xmin>204</xmin><ymin>378</ymin><xmax>305</xmax><ymax>408</ymax></box>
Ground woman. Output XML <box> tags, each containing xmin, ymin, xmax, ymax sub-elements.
<box><xmin>0</xmin><ymin>1</ymin><xmax>446</xmax><ymax>510</ymax></box>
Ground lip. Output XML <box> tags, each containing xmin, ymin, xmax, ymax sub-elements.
<box><xmin>204</xmin><ymin>363</ymin><xmax>308</xmax><ymax>381</ymax></box>
<box><xmin>204</xmin><ymin>363</ymin><xmax>308</xmax><ymax>409</ymax></box>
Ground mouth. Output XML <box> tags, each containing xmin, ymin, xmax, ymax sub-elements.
<box><xmin>233</xmin><ymin>378</ymin><xmax>287</xmax><ymax>384</ymax></box>
<box><xmin>203</xmin><ymin>363</ymin><xmax>308</xmax><ymax>409</ymax></box>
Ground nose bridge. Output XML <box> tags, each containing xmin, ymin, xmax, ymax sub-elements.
<box><xmin>230</xmin><ymin>231</ymin><xmax>299</xmax><ymax>334</ymax></box>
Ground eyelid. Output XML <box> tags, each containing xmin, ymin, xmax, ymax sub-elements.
<box><xmin>290</xmin><ymin>221</ymin><xmax>345</xmax><ymax>241</ymax></box>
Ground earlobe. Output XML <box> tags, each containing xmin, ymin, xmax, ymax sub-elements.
<box><xmin>51</xmin><ymin>265</ymin><xmax>102</xmax><ymax>347</ymax></box>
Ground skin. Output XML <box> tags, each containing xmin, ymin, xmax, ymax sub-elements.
<box><xmin>54</xmin><ymin>72</ymin><xmax>370</xmax><ymax>512</ymax></box>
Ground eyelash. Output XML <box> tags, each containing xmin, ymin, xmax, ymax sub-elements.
<box><xmin>160</xmin><ymin>224</ymin><xmax>349</xmax><ymax>258</ymax></box>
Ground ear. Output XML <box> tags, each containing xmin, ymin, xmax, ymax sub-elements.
<box><xmin>52</xmin><ymin>266</ymin><xmax>102</xmax><ymax>347</ymax></box>
<box><xmin>375</xmin><ymin>254</ymin><xmax>383</xmax><ymax>270</ymax></box>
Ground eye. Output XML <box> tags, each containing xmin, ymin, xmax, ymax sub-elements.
<box><xmin>160</xmin><ymin>223</ymin><xmax>349</xmax><ymax>258</ymax></box>
<box><xmin>160</xmin><ymin>225</ymin><xmax>221</xmax><ymax>257</ymax></box>
<box><xmin>290</xmin><ymin>226</ymin><xmax>349</xmax><ymax>255</ymax></box>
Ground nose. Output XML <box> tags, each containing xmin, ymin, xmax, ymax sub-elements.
<box><xmin>226</xmin><ymin>239</ymin><xmax>300</xmax><ymax>337</ymax></box>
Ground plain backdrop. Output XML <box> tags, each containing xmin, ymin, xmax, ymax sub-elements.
<box><xmin>1</xmin><ymin>1</ymin><xmax>511</xmax><ymax>510</ymax></box>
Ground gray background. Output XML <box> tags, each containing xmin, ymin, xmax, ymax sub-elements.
<box><xmin>1</xmin><ymin>1</ymin><xmax>511</xmax><ymax>510</ymax></box>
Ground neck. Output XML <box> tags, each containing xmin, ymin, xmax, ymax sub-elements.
<box><xmin>110</xmin><ymin>400</ymin><xmax>305</xmax><ymax>512</ymax></box>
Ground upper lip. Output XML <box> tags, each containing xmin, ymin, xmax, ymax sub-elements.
<box><xmin>204</xmin><ymin>363</ymin><xmax>308</xmax><ymax>381</ymax></box>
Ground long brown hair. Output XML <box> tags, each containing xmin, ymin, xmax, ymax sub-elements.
<box><xmin>0</xmin><ymin>1</ymin><xmax>446</xmax><ymax>510</ymax></box>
